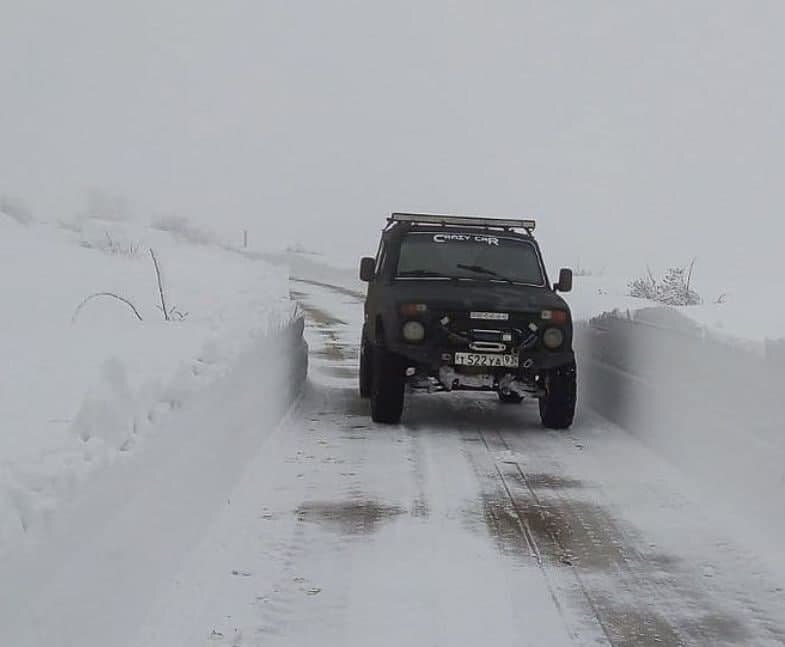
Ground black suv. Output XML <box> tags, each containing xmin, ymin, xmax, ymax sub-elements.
<box><xmin>358</xmin><ymin>213</ymin><xmax>576</xmax><ymax>428</ymax></box>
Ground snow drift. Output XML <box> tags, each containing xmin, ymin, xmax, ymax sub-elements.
<box><xmin>577</xmin><ymin>307</ymin><xmax>785</xmax><ymax>566</ymax></box>
<box><xmin>0</xmin><ymin>212</ymin><xmax>297</xmax><ymax>555</ymax></box>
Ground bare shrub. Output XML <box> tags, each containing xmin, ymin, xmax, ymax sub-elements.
<box><xmin>72</xmin><ymin>293</ymin><xmax>144</xmax><ymax>323</ymax></box>
<box><xmin>77</xmin><ymin>228</ymin><xmax>141</xmax><ymax>257</ymax></box>
<box><xmin>102</xmin><ymin>231</ymin><xmax>140</xmax><ymax>256</ymax></box>
<box><xmin>629</xmin><ymin>261</ymin><xmax>702</xmax><ymax>306</ymax></box>
<box><xmin>149</xmin><ymin>248</ymin><xmax>170</xmax><ymax>321</ymax></box>
<box><xmin>156</xmin><ymin>305</ymin><xmax>189</xmax><ymax>321</ymax></box>
<box><xmin>148</xmin><ymin>248</ymin><xmax>188</xmax><ymax>321</ymax></box>
<box><xmin>660</xmin><ymin>265</ymin><xmax>701</xmax><ymax>306</ymax></box>
<box><xmin>71</xmin><ymin>250</ymin><xmax>188</xmax><ymax>325</ymax></box>
<box><xmin>628</xmin><ymin>267</ymin><xmax>660</xmax><ymax>300</ymax></box>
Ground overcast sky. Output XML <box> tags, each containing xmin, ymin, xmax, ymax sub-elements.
<box><xmin>1</xmin><ymin>1</ymin><xmax>783</xmax><ymax>277</ymax></box>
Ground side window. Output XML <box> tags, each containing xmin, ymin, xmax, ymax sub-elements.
<box><xmin>375</xmin><ymin>242</ymin><xmax>387</xmax><ymax>277</ymax></box>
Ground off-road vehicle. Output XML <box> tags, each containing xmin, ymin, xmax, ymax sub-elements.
<box><xmin>358</xmin><ymin>213</ymin><xmax>576</xmax><ymax>428</ymax></box>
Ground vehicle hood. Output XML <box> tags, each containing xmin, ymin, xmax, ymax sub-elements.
<box><xmin>384</xmin><ymin>280</ymin><xmax>570</xmax><ymax>313</ymax></box>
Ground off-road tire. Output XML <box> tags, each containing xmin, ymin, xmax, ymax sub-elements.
<box><xmin>498</xmin><ymin>391</ymin><xmax>524</xmax><ymax>404</ymax></box>
<box><xmin>538</xmin><ymin>364</ymin><xmax>577</xmax><ymax>430</ymax></box>
<box><xmin>370</xmin><ymin>345</ymin><xmax>405</xmax><ymax>424</ymax></box>
<box><xmin>359</xmin><ymin>328</ymin><xmax>372</xmax><ymax>398</ymax></box>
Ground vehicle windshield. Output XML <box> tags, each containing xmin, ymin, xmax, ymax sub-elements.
<box><xmin>395</xmin><ymin>231</ymin><xmax>545</xmax><ymax>285</ymax></box>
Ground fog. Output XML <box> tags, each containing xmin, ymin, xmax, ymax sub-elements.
<box><xmin>2</xmin><ymin>1</ymin><xmax>783</xmax><ymax>277</ymax></box>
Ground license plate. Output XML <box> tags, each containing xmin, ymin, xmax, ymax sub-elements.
<box><xmin>454</xmin><ymin>352</ymin><xmax>519</xmax><ymax>368</ymax></box>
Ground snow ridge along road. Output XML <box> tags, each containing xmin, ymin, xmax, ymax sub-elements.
<box><xmin>139</xmin><ymin>280</ymin><xmax>784</xmax><ymax>647</ymax></box>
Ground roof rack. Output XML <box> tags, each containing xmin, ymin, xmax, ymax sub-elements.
<box><xmin>388</xmin><ymin>212</ymin><xmax>536</xmax><ymax>233</ymax></box>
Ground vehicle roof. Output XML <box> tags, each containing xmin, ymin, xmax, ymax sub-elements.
<box><xmin>383</xmin><ymin>222</ymin><xmax>536</xmax><ymax>241</ymax></box>
<box><xmin>383</xmin><ymin>213</ymin><xmax>537</xmax><ymax>241</ymax></box>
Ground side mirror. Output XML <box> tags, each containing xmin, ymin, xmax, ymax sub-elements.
<box><xmin>359</xmin><ymin>257</ymin><xmax>376</xmax><ymax>282</ymax></box>
<box><xmin>555</xmin><ymin>268</ymin><xmax>573</xmax><ymax>293</ymax></box>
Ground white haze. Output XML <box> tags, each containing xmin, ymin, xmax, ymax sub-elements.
<box><xmin>1</xmin><ymin>1</ymin><xmax>783</xmax><ymax>279</ymax></box>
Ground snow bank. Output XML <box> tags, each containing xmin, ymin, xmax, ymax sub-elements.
<box><xmin>573</xmin><ymin>280</ymin><xmax>785</xmax><ymax>563</ymax></box>
<box><xmin>0</xmin><ymin>215</ymin><xmax>292</xmax><ymax>555</ymax></box>
<box><xmin>569</xmin><ymin>274</ymin><xmax>785</xmax><ymax>348</ymax></box>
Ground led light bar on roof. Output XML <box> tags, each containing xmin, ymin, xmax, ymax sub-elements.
<box><xmin>390</xmin><ymin>212</ymin><xmax>536</xmax><ymax>231</ymax></box>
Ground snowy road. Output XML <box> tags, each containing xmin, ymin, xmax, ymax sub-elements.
<box><xmin>146</xmin><ymin>280</ymin><xmax>784</xmax><ymax>647</ymax></box>
<box><xmin>3</xmin><ymin>279</ymin><xmax>785</xmax><ymax>646</ymax></box>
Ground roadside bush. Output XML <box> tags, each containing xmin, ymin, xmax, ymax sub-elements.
<box><xmin>629</xmin><ymin>262</ymin><xmax>702</xmax><ymax>306</ymax></box>
<box><xmin>74</xmin><ymin>224</ymin><xmax>142</xmax><ymax>257</ymax></box>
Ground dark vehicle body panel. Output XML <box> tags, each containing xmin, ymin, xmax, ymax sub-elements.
<box><xmin>365</xmin><ymin>281</ymin><xmax>574</xmax><ymax>372</ymax></box>
<box><xmin>363</xmin><ymin>222</ymin><xmax>575</xmax><ymax>389</ymax></box>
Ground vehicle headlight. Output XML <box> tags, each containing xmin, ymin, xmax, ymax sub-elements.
<box><xmin>542</xmin><ymin>327</ymin><xmax>564</xmax><ymax>350</ymax></box>
<box><xmin>402</xmin><ymin>320</ymin><xmax>426</xmax><ymax>342</ymax></box>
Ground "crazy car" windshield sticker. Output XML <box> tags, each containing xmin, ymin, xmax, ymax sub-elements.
<box><xmin>433</xmin><ymin>234</ymin><xmax>500</xmax><ymax>246</ymax></box>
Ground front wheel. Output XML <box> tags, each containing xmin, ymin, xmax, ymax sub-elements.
<box><xmin>538</xmin><ymin>364</ymin><xmax>577</xmax><ymax>430</ymax></box>
<box><xmin>359</xmin><ymin>329</ymin><xmax>372</xmax><ymax>398</ymax></box>
<box><xmin>370</xmin><ymin>345</ymin><xmax>405</xmax><ymax>424</ymax></box>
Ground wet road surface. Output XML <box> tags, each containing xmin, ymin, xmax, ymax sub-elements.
<box><xmin>148</xmin><ymin>281</ymin><xmax>785</xmax><ymax>647</ymax></box>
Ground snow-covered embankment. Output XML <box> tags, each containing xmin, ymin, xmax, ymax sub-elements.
<box><xmin>575</xmin><ymin>293</ymin><xmax>785</xmax><ymax>565</ymax></box>
<box><xmin>0</xmin><ymin>213</ymin><xmax>303</xmax><ymax>555</ymax></box>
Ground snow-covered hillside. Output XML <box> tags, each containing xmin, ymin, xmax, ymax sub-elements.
<box><xmin>0</xmin><ymin>212</ymin><xmax>292</xmax><ymax>554</ymax></box>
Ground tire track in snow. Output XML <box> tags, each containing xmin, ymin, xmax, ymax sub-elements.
<box><xmin>284</xmin><ymin>280</ymin><xmax>580</xmax><ymax>645</ymax></box>
<box><xmin>442</xmin><ymin>411</ymin><xmax>610</xmax><ymax>646</ymax></box>
<box><xmin>482</xmin><ymin>427</ymin><xmax>682</xmax><ymax>646</ymax></box>
<box><xmin>292</xmin><ymin>279</ymin><xmax>611</xmax><ymax>644</ymax></box>
<box><xmin>493</xmin><ymin>424</ymin><xmax>785</xmax><ymax>646</ymax></box>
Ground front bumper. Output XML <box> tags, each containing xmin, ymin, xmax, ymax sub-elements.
<box><xmin>387</xmin><ymin>339</ymin><xmax>575</xmax><ymax>375</ymax></box>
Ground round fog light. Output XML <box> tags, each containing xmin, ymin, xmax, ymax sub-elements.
<box><xmin>542</xmin><ymin>327</ymin><xmax>564</xmax><ymax>350</ymax></box>
<box><xmin>402</xmin><ymin>320</ymin><xmax>426</xmax><ymax>342</ymax></box>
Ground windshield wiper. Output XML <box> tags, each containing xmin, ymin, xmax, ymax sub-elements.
<box><xmin>456</xmin><ymin>264</ymin><xmax>516</xmax><ymax>283</ymax></box>
<box><xmin>398</xmin><ymin>269</ymin><xmax>446</xmax><ymax>278</ymax></box>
